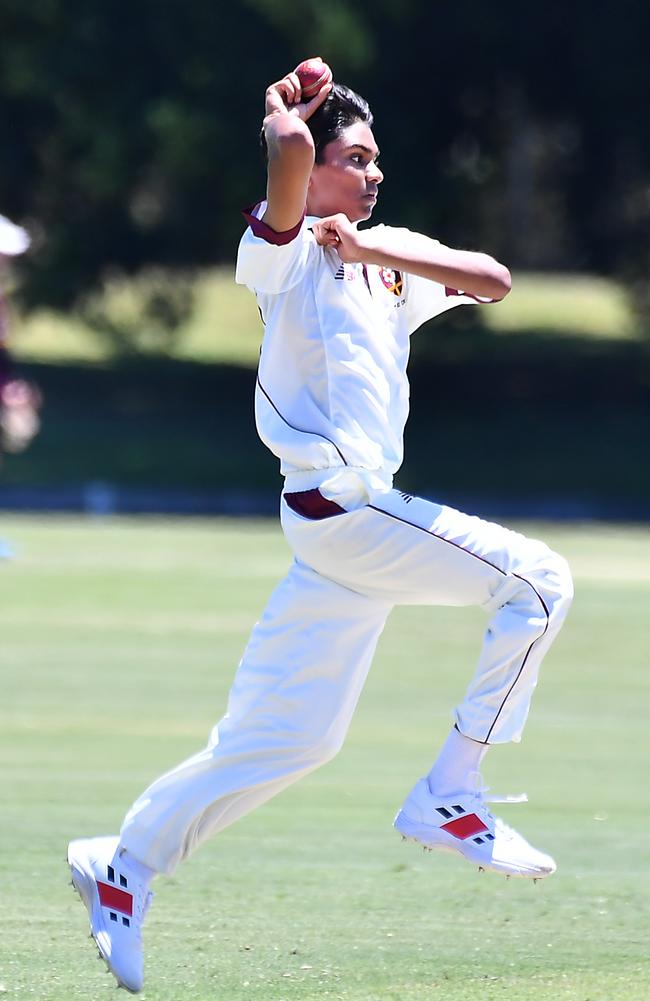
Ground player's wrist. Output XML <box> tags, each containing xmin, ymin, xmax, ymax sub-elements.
<box><xmin>356</xmin><ymin>232</ymin><xmax>383</xmax><ymax>266</ymax></box>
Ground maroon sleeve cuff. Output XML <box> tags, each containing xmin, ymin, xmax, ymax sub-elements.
<box><xmin>242</xmin><ymin>202</ymin><xmax>305</xmax><ymax>246</ymax></box>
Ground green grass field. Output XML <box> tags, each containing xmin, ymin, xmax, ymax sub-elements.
<box><xmin>1</xmin><ymin>516</ymin><xmax>649</xmax><ymax>1000</ymax></box>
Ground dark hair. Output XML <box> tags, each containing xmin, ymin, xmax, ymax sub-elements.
<box><xmin>307</xmin><ymin>84</ymin><xmax>373</xmax><ymax>163</ymax></box>
<box><xmin>260</xmin><ymin>83</ymin><xmax>373</xmax><ymax>163</ymax></box>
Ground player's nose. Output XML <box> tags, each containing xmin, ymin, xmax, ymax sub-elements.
<box><xmin>367</xmin><ymin>161</ymin><xmax>383</xmax><ymax>184</ymax></box>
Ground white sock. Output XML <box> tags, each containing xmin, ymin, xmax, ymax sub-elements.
<box><xmin>427</xmin><ymin>726</ymin><xmax>489</xmax><ymax>797</ymax></box>
<box><xmin>119</xmin><ymin>847</ymin><xmax>157</xmax><ymax>885</ymax></box>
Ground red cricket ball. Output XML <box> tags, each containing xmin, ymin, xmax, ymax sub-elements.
<box><xmin>294</xmin><ymin>57</ymin><xmax>333</xmax><ymax>99</ymax></box>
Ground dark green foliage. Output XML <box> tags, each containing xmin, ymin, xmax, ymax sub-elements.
<box><xmin>1</xmin><ymin>1</ymin><xmax>649</xmax><ymax>311</ymax></box>
<box><xmin>79</xmin><ymin>269</ymin><xmax>196</xmax><ymax>356</ymax></box>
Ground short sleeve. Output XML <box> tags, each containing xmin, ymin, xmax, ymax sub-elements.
<box><xmin>404</xmin><ymin>272</ymin><xmax>494</xmax><ymax>335</ymax></box>
<box><xmin>235</xmin><ymin>200</ymin><xmax>316</xmax><ymax>295</ymax></box>
<box><xmin>365</xmin><ymin>223</ymin><xmax>494</xmax><ymax>334</ymax></box>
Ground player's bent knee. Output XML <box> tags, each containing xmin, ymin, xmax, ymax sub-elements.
<box><xmin>550</xmin><ymin>551</ymin><xmax>573</xmax><ymax>609</ymax></box>
<box><xmin>297</xmin><ymin>731</ymin><xmax>345</xmax><ymax>769</ymax></box>
<box><xmin>537</xmin><ymin>550</ymin><xmax>574</xmax><ymax>623</ymax></box>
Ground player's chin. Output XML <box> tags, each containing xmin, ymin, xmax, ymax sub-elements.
<box><xmin>357</xmin><ymin>196</ymin><xmax>378</xmax><ymax>221</ymax></box>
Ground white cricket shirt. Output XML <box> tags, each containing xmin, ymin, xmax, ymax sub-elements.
<box><xmin>235</xmin><ymin>202</ymin><xmax>489</xmax><ymax>508</ymax></box>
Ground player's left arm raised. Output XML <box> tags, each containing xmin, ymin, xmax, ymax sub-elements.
<box><xmin>313</xmin><ymin>214</ymin><xmax>511</xmax><ymax>301</ymax></box>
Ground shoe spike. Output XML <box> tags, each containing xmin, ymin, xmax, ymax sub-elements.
<box><xmin>477</xmin><ymin>866</ymin><xmax>485</xmax><ymax>873</ymax></box>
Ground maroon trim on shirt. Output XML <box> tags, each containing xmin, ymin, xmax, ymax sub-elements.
<box><xmin>242</xmin><ymin>202</ymin><xmax>305</xmax><ymax>246</ymax></box>
<box><xmin>284</xmin><ymin>489</ymin><xmax>346</xmax><ymax>520</ymax></box>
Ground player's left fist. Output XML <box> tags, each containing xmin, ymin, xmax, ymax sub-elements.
<box><xmin>313</xmin><ymin>213</ymin><xmax>367</xmax><ymax>262</ymax></box>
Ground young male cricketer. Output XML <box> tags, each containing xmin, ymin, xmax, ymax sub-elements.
<box><xmin>68</xmin><ymin>66</ymin><xmax>573</xmax><ymax>993</ymax></box>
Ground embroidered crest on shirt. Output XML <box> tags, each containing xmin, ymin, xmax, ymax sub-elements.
<box><xmin>335</xmin><ymin>262</ymin><xmax>357</xmax><ymax>282</ymax></box>
<box><xmin>378</xmin><ymin>267</ymin><xmax>404</xmax><ymax>296</ymax></box>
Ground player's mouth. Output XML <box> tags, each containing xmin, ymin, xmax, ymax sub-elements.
<box><xmin>363</xmin><ymin>191</ymin><xmax>378</xmax><ymax>203</ymax></box>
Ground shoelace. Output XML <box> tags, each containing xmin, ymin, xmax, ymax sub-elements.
<box><xmin>467</xmin><ymin>769</ymin><xmax>528</xmax><ymax>805</ymax></box>
<box><xmin>466</xmin><ymin>773</ymin><xmax>528</xmax><ymax>841</ymax></box>
<box><xmin>483</xmin><ymin>791</ymin><xmax>528</xmax><ymax>805</ymax></box>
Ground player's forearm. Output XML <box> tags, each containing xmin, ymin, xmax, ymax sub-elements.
<box><xmin>262</xmin><ymin>113</ymin><xmax>315</xmax><ymax>232</ymax></box>
<box><xmin>362</xmin><ymin>232</ymin><xmax>512</xmax><ymax>301</ymax></box>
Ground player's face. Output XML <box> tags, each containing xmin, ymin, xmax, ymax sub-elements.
<box><xmin>307</xmin><ymin>122</ymin><xmax>383</xmax><ymax>222</ymax></box>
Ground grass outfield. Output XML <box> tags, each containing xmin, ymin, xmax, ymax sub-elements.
<box><xmin>1</xmin><ymin>515</ymin><xmax>649</xmax><ymax>1000</ymax></box>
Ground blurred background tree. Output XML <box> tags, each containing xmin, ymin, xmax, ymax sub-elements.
<box><xmin>1</xmin><ymin>0</ymin><xmax>648</xmax><ymax>320</ymax></box>
<box><xmin>0</xmin><ymin>0</ymin><xmax>648</xmax><ymax>513</ymax></box>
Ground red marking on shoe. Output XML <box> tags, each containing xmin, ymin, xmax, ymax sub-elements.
<box><xmin>97</xmin><ymin>881</ymin><xmax>133</xmax><ymax>916</ymax></box>
<box><xmin>440</xmin><ymin>813</ymin><xmax>489</xmax><ymax>840</ymax></box>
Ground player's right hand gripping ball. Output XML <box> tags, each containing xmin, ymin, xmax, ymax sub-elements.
<box><xmin>294</xmin><ymin>57</ymin><xmax>333</xmax><ymax>99</ymax></box>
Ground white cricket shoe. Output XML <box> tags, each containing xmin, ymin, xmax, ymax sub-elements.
<box><xmin>68</xmin><ymin>836</ymin><xmax>153</xmax><ymax>993</ymax></box>
<box><xmin>394</xmin><ymin>777</ymin><xmax>556</xmax><ymax>879</ymax></box>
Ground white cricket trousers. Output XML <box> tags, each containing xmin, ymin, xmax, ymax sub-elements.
<box><xmin>120</xmin><ymin>489</ymin><xmax>573</xmax><ymax>874</ymax></box>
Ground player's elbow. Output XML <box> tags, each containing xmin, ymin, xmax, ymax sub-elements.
<box><xmin>487</xmin><ymin>261</ymin><xmax>512</xmax><ymax>301</ymax></box>
<box><xmin>267</xmin><ymin>120</ymin><xmax>314</xmax><ymax>165</ymax></box>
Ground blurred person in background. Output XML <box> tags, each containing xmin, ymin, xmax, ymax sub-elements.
<box><xmin>0</xmin><ymin>214</ymin><xmax>41</xmax><ymax>559</ymax></box>
<box><xmin>0</xmin><ymin>214</ymin><xmax>41</xmax><ymax>463</ymax></box>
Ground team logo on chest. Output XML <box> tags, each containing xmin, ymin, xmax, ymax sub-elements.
<box><xmin>378</xmin><ymin>267</ymin><xmax>404</xmax><ymax>296</ymax></box>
